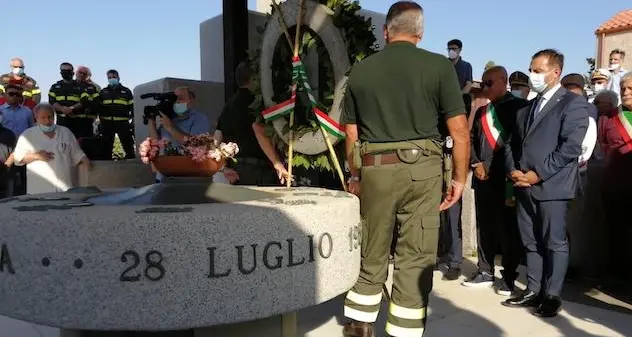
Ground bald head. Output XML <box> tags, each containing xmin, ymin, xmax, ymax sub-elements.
<box><xmin>482</xmin><ymin>66</ymin><xmax>509</xmax><ymax>101</ymax></box>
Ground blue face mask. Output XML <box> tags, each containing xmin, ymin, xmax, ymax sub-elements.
<box><xmin>12</xmin><ymin>67</ymin><xmax>24</xmax><ymax>76</ymax></box>
<box><xmin>173</xmin><ymin>102</ymin><xmax>188</xmax><ymax>115</ymax></box>
<box><xmin>39</xmin><ymin>124</ymin><xmax>56</xmax><ymax>133</ymax></box>
<box><xmin>108</xmin><ymin>78</ymin><xmax>119</xmax><ymax>86</ymax></box>
<box><xmin>511</xmin><ymin>90</ymin><xmax>524</xmax><ymax>98</ymax></box>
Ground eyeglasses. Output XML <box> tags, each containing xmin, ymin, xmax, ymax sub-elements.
<box><xmin>482</xmin><ymin>80</ymin><xmax>494</xmax><ymax>87</ymax></box>
<box><xmin>77</xmin><ymin>71</ymin><xmax>87</xmax><ymax>75</ymax></box>
<box><xmin>12</xmin><ymin>66</ymin><xmax>24</xmax><ymax>69</ymax></box>
<box><xmin>7</xmin><ymin>92</ymin><xmax>22</xmax><ymax>97</ymax></box>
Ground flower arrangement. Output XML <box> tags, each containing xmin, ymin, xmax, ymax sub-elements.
<box><xmin>138</xmin><ymin>134</ymin><xmax>239</xmax><ymax>164</ymax></box>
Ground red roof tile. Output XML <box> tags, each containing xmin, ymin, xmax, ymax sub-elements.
<box><xmin>596</xmin><ymin>9</ymin><xmax>632</xmax><ymax>34</ymax></box>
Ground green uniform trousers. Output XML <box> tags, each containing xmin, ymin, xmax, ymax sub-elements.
<box><xmin>344</xmin><ymin>153</ymin><xmax>442</xmax><ymax>337</ymax></box>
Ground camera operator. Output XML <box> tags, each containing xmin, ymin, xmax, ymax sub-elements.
<box><xmin>148</xmin><ymin>87</ymin><xmax>209</xmax><ymax>179</ymax></box>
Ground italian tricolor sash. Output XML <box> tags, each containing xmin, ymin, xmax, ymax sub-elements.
<box><xmin>260</xmin><ymin>56</ymin><xmax>345</xmax><ymax>139</ymax></box>
<box><xmin>613</xmin><ymin>108</ymin><xmax>632</xmax><ymax>152</ymax></box>
<box><xmin>480</xmin><ymin>104</ymin><xmax>504</xmax><ymax>150</ymax></box>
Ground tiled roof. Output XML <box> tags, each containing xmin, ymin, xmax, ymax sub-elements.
<box><xmin>596</xmin><ymin>9</ymin><xmax>632</xmax><ymax>34</ymax></box>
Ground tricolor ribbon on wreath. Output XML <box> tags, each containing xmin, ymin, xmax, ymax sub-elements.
<box><xmin>260</xmin><ymin>56</ymin><xmax>345</xmax><ymax>139</ymax></box>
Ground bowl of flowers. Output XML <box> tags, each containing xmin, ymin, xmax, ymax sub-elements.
<box><xmin>138</xmin><ymin>134</ymin><xmax>239</xmax><ymax>177</ymax></box>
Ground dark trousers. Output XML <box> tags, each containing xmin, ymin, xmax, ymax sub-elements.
<box><xmin>101</xmin><ymin>120</ymin><xmax>136</xmax><ymax>159</ymax></box>
<box><xmin>233</xmin><ymin>158</ymin><xmax>279</xmax><ymax>186</ymax></box>
<box><xmin>474</xmin><ymin>178</ymin><xmax>521</xmax><ymax>281</ymax></box>
<box><xmin>516</xmin><ymin>189</ymin><xmax>570</xmax><ymax>297</ymax></box>
<box><xmin>604</xmin><ymin>190</ymin><xmax>632</xmax><ymax>279</ymax></box>
<box><xmin>439</xmin><ymin>198</ymin><xmax>462</xmax><ymax>267</ymax></box>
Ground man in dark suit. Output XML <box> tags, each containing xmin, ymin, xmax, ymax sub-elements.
<box><xmin>463</xmin><ymin>66</ymin><xmax>528</xmax><ymax>296</ymax></box>
<box><xmin>502</xmin><ymin>49</ymin><xmax>589</xmax><ymax>317</ymax></box>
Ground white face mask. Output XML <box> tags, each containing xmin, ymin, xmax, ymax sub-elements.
<box><xmin>529</xmin><ymin>72</ymin><xmax>550</xmax><ymax>94</ymax></box>
<box><xmin>593</xmin><ymin>83</ymin><xmax>606</xmax><ymax>92</ymax></box>
<box><xmin>448</xmin><ymin>50</ymin><xmax>459</xmax><ymax>60</ymax></box>
<box><xmin>609</xmin><ymin>63</ymin><xmax>620</xmax><ymax>71</ymax></box>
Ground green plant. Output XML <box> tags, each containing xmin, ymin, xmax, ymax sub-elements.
<box><xmin>250</xmin><ymin>0</ymin><xmax>377</xmax><ymax>171</ymax></box>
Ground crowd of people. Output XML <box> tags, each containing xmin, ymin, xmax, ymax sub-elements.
<box><xmin>0</xmin><ymin>58</ymin><xmax>137</xmax><ymax>196</ymax></box>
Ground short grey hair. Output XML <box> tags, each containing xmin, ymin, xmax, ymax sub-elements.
<box><xmin>174</xmin><ymin>86</ymin><xmax>196</xmax><ymax>100</ymax></box>
<box><xmin>594</xmin><ymin>90</ymin><xmax>619</xmax><ymax>107</ymax></box>
<box><xmin>9</xmin><ymin>57</ymin><xmax>23</xmax><ymax>66</ymax></box>
<box><xmin>385</xmin><ymin>1</ymin><xmax>424</xmax><ymax>37</ymax></box>
<box><xmin>33</xmin><ymin>103</ymin><xmax>55</xmax><ymax>115</ymax></box>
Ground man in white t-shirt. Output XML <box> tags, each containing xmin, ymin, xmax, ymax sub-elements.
<box><xmin>12</xmin><ymin>103</ymin><xmax>90</xmax><ymax>194</ymax></box>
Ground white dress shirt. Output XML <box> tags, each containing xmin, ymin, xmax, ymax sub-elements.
<box><xmin>534</xmin><ymin>83</ymin><xmax>562</xmax><ymax>115</ymax></box>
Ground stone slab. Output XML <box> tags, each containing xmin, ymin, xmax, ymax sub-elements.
<box><xmin>0</xmin><ymin>186</ymin><xmax>361</xmax><ymax>331</ymax></box>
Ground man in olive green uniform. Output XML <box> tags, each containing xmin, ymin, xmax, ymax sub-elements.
<box><xmin>341</xmin><ymin>2</ymin><xmax>470</xmax><ymax>337</ymax></box>
<box><xmin>214</xmin><ymin>61</ymin><xmax>279</xmax><ymax>185</ymax></box>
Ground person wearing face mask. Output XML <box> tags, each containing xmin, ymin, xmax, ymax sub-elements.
<box><xmin>588</xmin><ymin>68</ymin><xmax>611</xmax><ymax>103</ymax></box>
<box><xmin>502</xmin><ymin>49</ymin><xmax>589</xmax><ymax>318</ymax></box>
<box><xmin>509</xmin><ymin>71</ymin><xmax>531</xmax><ymax>100</ymax></box>
<box><xmin>48</xmin><ymin>62</ymin><xmax>90</xmax><ymax>139</ymax></box>
<box><xmin>447</xmin><ymin>39</ymin><xmax>473</xmax><ymax>94</ymax></box>
<box><xmin>0</xmin><ymin>57</ymin><xmax>41</xmax><ymax>106</ymax></box>
<box><xmin>463</xmin><ymin>66</ymin><xmax>528</xmax><ymax>295</ymax></box>
<box><xmin>74</xmin><ymin>66</ymin><xmax>101</xmax><ymax>137</ymax></box>
<box><xmin>12</xmin><ymin>103</ymin><xmax>90</xmax><ymax>195</ymax></box>
<box><xmin>607</xmin><ymin>49</ymin><xmax>627</xmax><ymax>100</ymax></box>
<box><xmin>96</xmin><ymin>69</ymin><xmax>135</xmax><ymax>160</ymax></box>
<box><xmin>148</xmin><ymin>86</ymin><xmax>209</xmax><ymax>181</ymax></box>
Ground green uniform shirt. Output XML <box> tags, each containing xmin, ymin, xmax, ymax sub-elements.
<box><xmin>341</xmin><ymin>41</ymin><xmax>465</xmax><ymax>142</ymax></box>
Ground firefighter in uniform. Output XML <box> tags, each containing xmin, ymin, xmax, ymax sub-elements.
<box><xmin>0</xmin><ymin>57</ymin><xmax>41</xmax><ymax>108</ymax></box>
<box><xmin>97</xmin><ymin>70</ymin><xmax>135</xmax><ymax>159</ymax></box>
<box><xmin>48</xmin><ymin>62</ymin><xmax>89</xmax><ymax>138</ymax></box>
<box><xmin>77</xmin><ymin>68</ymin><xmax>100</xmax><ymax>139</ymax></box>
<box><xmin>340</xmin><ymin>2</ymin><xmax>470</xmax><ymax>337</ymax></box>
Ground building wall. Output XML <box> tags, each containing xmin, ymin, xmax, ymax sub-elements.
<box><xmin>598</xmin><ymin>30</ymin><xmax>632</xmax><ymax>69</ymax></box>
<box><xmin>200</xmin><ymin>9</ymin><xmax>386</xmax><ymax>84</ymax></box>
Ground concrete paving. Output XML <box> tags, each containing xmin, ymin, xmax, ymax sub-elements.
<box><xmin>2</xmin><ymin>258</ymin><xmax>631</xmax><ymax>337</ymax></box>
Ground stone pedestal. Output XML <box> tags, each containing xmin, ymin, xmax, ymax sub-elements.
<box><xmin>0</xmin><ymin>182</ymin><xmax>361</xmax><ymax>334</ymax></box>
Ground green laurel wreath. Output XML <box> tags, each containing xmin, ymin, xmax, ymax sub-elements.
<box><xmin>249</xmin><ymin>0</ymin><xmax>378</xmax><ymax>171</ymax></box>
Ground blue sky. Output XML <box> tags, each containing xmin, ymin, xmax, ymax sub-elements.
<box><xmin>1</xmin><ymin>0</ymin><xmax>629</xmax><ymax>98</ymax></box>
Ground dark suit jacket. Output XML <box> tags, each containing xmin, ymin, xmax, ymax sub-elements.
<box><xmin>471</xmin><ymin>94</ymin><xmax>528</xmax><ymax>189</ymax></box>
<box><xmin>504</xmin><ymin>86</ymin><xmax>589</xmax><ymax>200</ymax></box>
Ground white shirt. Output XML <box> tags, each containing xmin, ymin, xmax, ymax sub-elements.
<box><xmin>608</xmin><ymin>68</ymin><xmax>627</xmax><ymax>104</ymax></box>
<box><xmin>535</xmin><ymin>83</ymin><xmax>562</xmax><ymax>114</ymax></box>
<box><xmin>579</xmin><ymin>117</ymin><xmax>597</xmax><ymax>164</ymax></box>
<box><xmin>13</xmin><ymin>125</ymin><xmax>86</xmax><ymax>194</ymax></box>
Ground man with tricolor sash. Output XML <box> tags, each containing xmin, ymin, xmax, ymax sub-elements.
<box><xmin>340</xmin><ymin>2</ymin><xmax>470</xmax><ymax>337</ymax></box>
<box><xmin>462</xmin><ymin>66</ymin><xmax>528</xmax><ymax>295</ymax></box>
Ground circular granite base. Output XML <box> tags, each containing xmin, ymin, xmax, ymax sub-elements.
<box><xmin>0</xmin><ymin>182</ymin><xmax>361</xmax><ymax>331</ymax></box>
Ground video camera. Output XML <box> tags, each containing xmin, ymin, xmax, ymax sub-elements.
<box><xmin>140</xmin><ymin>92</ymin><xmax>178</xmax><ymax>125</ymax></box>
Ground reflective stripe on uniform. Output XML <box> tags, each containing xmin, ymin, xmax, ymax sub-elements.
<box><xmin>100</xmin><ymin>116</ymin><xmax>129</xmax><ymax>121</ymax></box>
<box><xmin>23</xmin><ymin>91</ymin><xmax>33</xmax><ymax>97</ymax></box>
<box><xmin>389</xmin><ymin>303</ymin><xmax>426</xmax><ymax>320</ymax></box>
<box><xmin>343</xmin><ymin>306</ymin><xmax>379</xmax><ymax>323</ymax></box>
<box><xmin>31</xmin><ymin>89</ymin><xmax>41</xmax><ymax>95</ymax></box>
<box><xmin>102</xmin><ymin>99</ymin><xmax>132</xmax><ymax>105</ymax></box>
<box><xmin>74</xmin><ymin>114</ymin><xmax>96</xmax><ymax>118</ymax></box>
<box><xmin>81</xmin><ymin>92</ymin><xmax>99</xmax><ymax>100</ymax></box>
<box><xmin>385</xmin><ymin>322</ymin><xmax>424</xmax><ymax>337</ymax></box>
<box><xmin>346</xmin><ymin>290</ymin><xmax>383</xmax><ymax>306</ymax></box>
<box><xmin>55</xmin><ymin>95</ymin><xmax>80</xmax><ymax>102</ymax></box>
